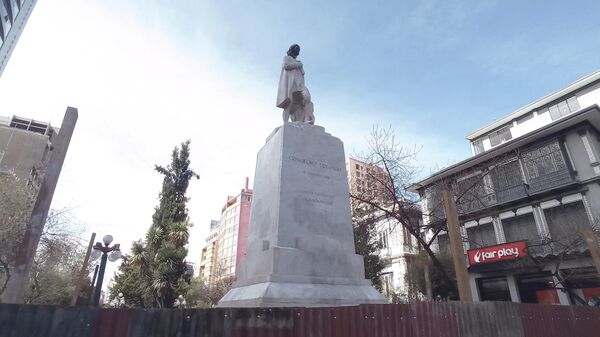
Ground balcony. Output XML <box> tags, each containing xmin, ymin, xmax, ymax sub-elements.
<box><xmin>455</xmin><ymin>140</ymin><xmax>575</xmax><ymax>215</ymax></box>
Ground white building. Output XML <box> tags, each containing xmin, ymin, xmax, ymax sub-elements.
<box><xmin>376</xmin><ymin>217</ymin><xmax>420</xmax><ymax>301</ymax></box>
<box><xmin>347</xmin><ymin>158</ymin><xmax>419</xmax><ymax>301</ymax></box>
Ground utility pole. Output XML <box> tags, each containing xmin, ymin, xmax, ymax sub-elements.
<box><xmin>1</xmin><ymin>107</ymin><xmax>78</xmax><ymax>303</ymax></box>
<box><xmin>70</xmin><ymin>232</ymin><xmax>96</xmax><ymax>306</ymax></box>
<box><xmin>441</xmin><ymin>183</ymin><xmax>472</xmax><ymax>301</ymax></box>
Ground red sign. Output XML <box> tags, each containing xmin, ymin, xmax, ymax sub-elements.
<box><xmin>467</xmin><ymin>241</ymin><xmax>527</xmax><ymax>266</ymax></box>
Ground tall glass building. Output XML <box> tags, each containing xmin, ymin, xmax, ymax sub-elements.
<box><xmin>0</xmin><ymin>0</ymin><xmax>37</xmax><ymax>78</ymax></box>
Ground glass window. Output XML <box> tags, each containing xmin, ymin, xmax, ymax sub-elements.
<box><xmin>437</xmin><ymin>233</ymin><xmax>450</xmax><ymax>254</ymax></box>
<box><xmin>501</xmin><ymin>213</ymin><xmax>541</xmax><ymax>254</ymax></box>
<box><xmin>544</xmin><ymin>201</ymin><xmax>590</xmax><ymax>246</ymax></box>
<box><xmin>478</xmin><ymin>277</ymin><xmax>511</xmax><ymax>302</ymax></box>
<box><xmin>517</xmin><ymin>272</ymin><xmax>557</xmax><ymax>304</ymax></box>
<box><xmin>467</xmin><ymin>223</ymin><xmax>496</xmax><ymax>248</ymax></box>
<box><xmin>516</xmin><ymin>113</ymin><xmax>534</xmax><ymax>125</ymax></box>
<box><xmin>472</xmin><ymin>139</ymin><xmax>485</xmax><ymax>154</ymax></box>
<box><xmin>548</xmin><ymin>97</ymin><xmax>580</xmax><ymax>121</ymax></box>
<box><xmin>489</xmin><ymin>126</ymin><xmax>512</xmax><ymax>147</ymax></box>
<box><xmin>567</xmin><ymin>96</ymin><xmax>580</xmax><ymax>112</ymax></box>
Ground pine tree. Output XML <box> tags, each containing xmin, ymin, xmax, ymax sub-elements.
<box><xmin>111</xmin><ymin>140</ymin><xmax>198</xmax><ymax>308</ymax></box>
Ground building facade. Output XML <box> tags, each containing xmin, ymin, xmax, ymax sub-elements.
<box><xmin>411</xmin><ymin>71</ymin><xmax>600</xmax><ymax>305</ymax></box>
<box><xmin>199</xmin><ymin>179</ymin><xmax>253</xmax><ymax>283</ymax></box>
<box><xmin>0</xmin><ymin>0</ymin><xmax>37</xmax><ymax>78</ymax></box>
<box><xmin>199</xmin><ymin>220</ymin><xmax>219</xmax><ymax>285</ymax></box>
<box><xmin>348</xmin><ymin>158</ymin><xmax>418</xmax><ymax>301</ymax></box>
<box><xmin>0</xmin><ymin>115</ymin><xmax>57</xmax><ymax>186</ymax></box>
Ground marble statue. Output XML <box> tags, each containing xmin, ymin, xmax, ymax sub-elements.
<box><xmin>276</xmin><ymin>44</ymin><xmax>315</xmax><ymax>125</ymax></box>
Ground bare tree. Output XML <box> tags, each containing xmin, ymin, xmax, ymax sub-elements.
<box><xmin>0</xmin><ymin>173</ymin><xmax>36</xmax><ymax>294</ymax></box>
<box><xmin>351</xmin><ymin>126</ymin><xmax>456</xmax><ymax>289</ymax></box>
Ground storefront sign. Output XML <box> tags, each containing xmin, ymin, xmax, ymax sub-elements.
<box><xmin>468</xmin><ymin>241</ymin><xmax>527</xmax><ymax>265</ymax></box>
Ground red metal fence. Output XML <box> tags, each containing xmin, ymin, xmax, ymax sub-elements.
<box><xmin>0</xmin><ymin>302</ymin><xmax>599</xmax><ymax>337</ymax></box>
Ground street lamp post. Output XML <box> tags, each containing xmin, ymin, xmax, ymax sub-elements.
<box><xmin>91</xmin><ymin>235</ymin><xmax>122</xmax><ymax>306</ymax></box>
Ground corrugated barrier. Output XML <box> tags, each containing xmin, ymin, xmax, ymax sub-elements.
<box><xmin>0</xmin><ymin>302</ymin><xmax>598</xmax><ymax>337</ymax></box>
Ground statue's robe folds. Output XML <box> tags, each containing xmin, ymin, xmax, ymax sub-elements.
<box><xmin>276</xmin><ymin>56</ymin><xmax>314</xmax><ymax>124</ymax></box>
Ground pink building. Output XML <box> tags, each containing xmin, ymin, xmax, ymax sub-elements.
<box><xmin>202</xmin><ymin>178</ymin><xmax>253</xmax><ymax>281</ymax></box>
<box><xmin>235</xmin><ymin>177</ymin><xmax>253</xmax><ymax>274</ymax></box>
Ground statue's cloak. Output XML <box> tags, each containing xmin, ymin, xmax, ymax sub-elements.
<box><xmin>276</xmin><ymin>56</ymin><xmax>305</xmax><ymax>108</ymax></box>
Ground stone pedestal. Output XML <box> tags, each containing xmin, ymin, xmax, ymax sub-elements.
<box><xmin>218</xmin><ymin>123</ymin><xmax>386</xmax><ymax>307</ymax></box>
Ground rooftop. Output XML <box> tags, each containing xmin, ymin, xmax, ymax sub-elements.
<box><xmin>409</xmin><ymin>104</ymin><xmax>600</xmax><ymax>192</ymax></box>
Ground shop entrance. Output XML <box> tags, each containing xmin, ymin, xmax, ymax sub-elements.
<box><xmin>477</xmin><ymin>276</ymin><xmax>512</xmax><ymax>302</ymax></box>
<box><xmin>516</xmin><ymin>272</ymin><xmax>559</xmax><ymax>304</ymax></box>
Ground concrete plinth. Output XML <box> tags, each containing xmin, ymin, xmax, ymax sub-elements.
<box><xmin>218</xmin><ymin>123</ymin><xmax>386</xmax><ymax>307</ymax></box>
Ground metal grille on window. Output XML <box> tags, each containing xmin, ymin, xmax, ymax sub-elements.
<box><xmin>521</xmin><ymin>140</ymin><xmax>572</xmax><ymax>193</ymax></box>
<box><xmin>502</xmin><ymin>214</ymin><xmax>541</xmax><ymax>255</ymax></box>
<box><xmin>491</xmin><ymin>159</ymin><xmax>527</xmax><ymax>203</ymax></box>
<box><xmin>543</xmin><ymin>201</ymin><xmax>590</xmax><ymax>251</ymax></box>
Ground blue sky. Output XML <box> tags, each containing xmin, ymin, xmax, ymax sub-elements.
<box><xmin>128</xmin><ymin>0</ymin><xmax>600</xmax><ymax>146</ymax></box>
<box><xmin>0</xmin><ymin>0</ymin><xmax>599</xmax><ymax>276</ymax></box>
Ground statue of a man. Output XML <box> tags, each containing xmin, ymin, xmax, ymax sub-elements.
<box><xmin>276</xmin><ymin>44</ymin><xmax>315</xmax><ymax>125</ymax></box>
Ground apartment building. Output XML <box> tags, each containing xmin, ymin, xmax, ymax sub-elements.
<box><xmin>199</xmin><ymin>220</ymin><xmax>219</xmax><ymax>284</ymax></box>
<box><xmin>348</xmin><ymin>158</ymin><xmax>419</xmax><ymax>300</ymax></box>
<box><xmin>410</xmin><ymin>70</ymin><xmax>600</xmax><ymax>305</ymax></box>
<box><xmin>199</xmin><ymin>179</ymin><xmax>253</xmax><ymax>283</ymax></box>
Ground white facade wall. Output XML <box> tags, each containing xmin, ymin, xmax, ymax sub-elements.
<box><xmin>470</xmin><ymin>81</ymin><xmax>600</xmax><ymax>155</ymax></box>
<box><xmin>375</xmin><ymin>219</ymin><xmax>418</xmax><ymax>300</ymax></box>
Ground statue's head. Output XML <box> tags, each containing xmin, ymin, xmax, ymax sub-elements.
<box><xmin>287</xmin><ymin>44</ymin><xmax>300</xmax><ymax>58</ymax></box>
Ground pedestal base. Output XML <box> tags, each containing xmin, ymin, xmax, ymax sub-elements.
<box><xmin>218</xmin><ymin>281</ymin><xmax>386</xmax><ymax>307</ymax></box>
<box><xmin>217</xmin><ymin>123</ymin><xmax>386</xmax><ymax>307</ymax></box>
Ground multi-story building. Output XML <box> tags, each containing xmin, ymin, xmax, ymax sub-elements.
<box><xmin>199</xmin><ymin>220</ymin><xmax>219</xmax><ymax>285</ymax></box>
<box><xmin>347</xmin><ymin>157</ymin><xmax>389</xmax><ymax>204</ymax></box>
<box><xmin>348</xmin><ymin>157</ymin><xmax>419</xmax><ymax>300</ymax></box>
<box><xmin>199</xmin><ymin>178</ymin><xmax>253</xmax><ymax>283</ymax></box>
<box><xmin>0</xmin><ymin>115</ymin><xmax>57</xmax><ymax>186</ymax></box>
<box><xmin>0</xmin><ymin>0</ymin><xmax>38</xmax><ymax>78</ymax></box>
<box><xmin>410</xmin><ymin>70</ymin><xmax>600</xmax><ymax>305</ymax></box>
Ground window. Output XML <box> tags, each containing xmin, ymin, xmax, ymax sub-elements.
<box><xmin>472</xmin><ymin>139</ymin><xmax>485</xmax><ymax>155</ymax></box>
<box><xmin>547</xmin><ymin>96</ymin><xmax>580</xmax><ymax>121</ymax></box>
<box><xmin>489</xmin><ymin>126</ymin><xmax>512</xmax><ymax>147</ymax></box>
<box><xmin>379</xmin><ymin>230</ymin><xmax>389</xmax><ymax>249</ymax></box>
<box><xmin>502</xmin><ymin>213</ymin><xmax>541</xmax><ymax>254</ymax></box>
<box><xmin>381</xmin><ymin>273</ymin><xmax>394</xmax><ymax>297</ymax></box>
<box><xmin>516</xmin><ymin>113</ymin><xmax>534</xmax><ymax>125</ymax></box>
<box><xmin>478</xmin><ymin>277</ymin><xmax>511</xmax><ymax>302</ymax></box>
<box><xmin>437</xmin><ymin>233</ymin><xmax>450</xmax><ymax>253</ymax></box>
<box><xmin>467</xmin><ymin>223</ymin><xmax>496</xmax><ymax>248</ymax></box>
<box><xmin>544</xmin><ymin>201</ymin><xmax>590</xmax><ymax>245</ymax></box>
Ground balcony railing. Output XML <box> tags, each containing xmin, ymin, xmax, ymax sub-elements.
<box><xmin>454</xmin><ymin>140</ymin><xmax>574</xmax><ymax>215</ymax></box>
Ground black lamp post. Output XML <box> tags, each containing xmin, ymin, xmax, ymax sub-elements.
<box><xmin>90</xmin><ymin>235</ymin><xmax>121</xmax><ymax>306</ymax></box>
